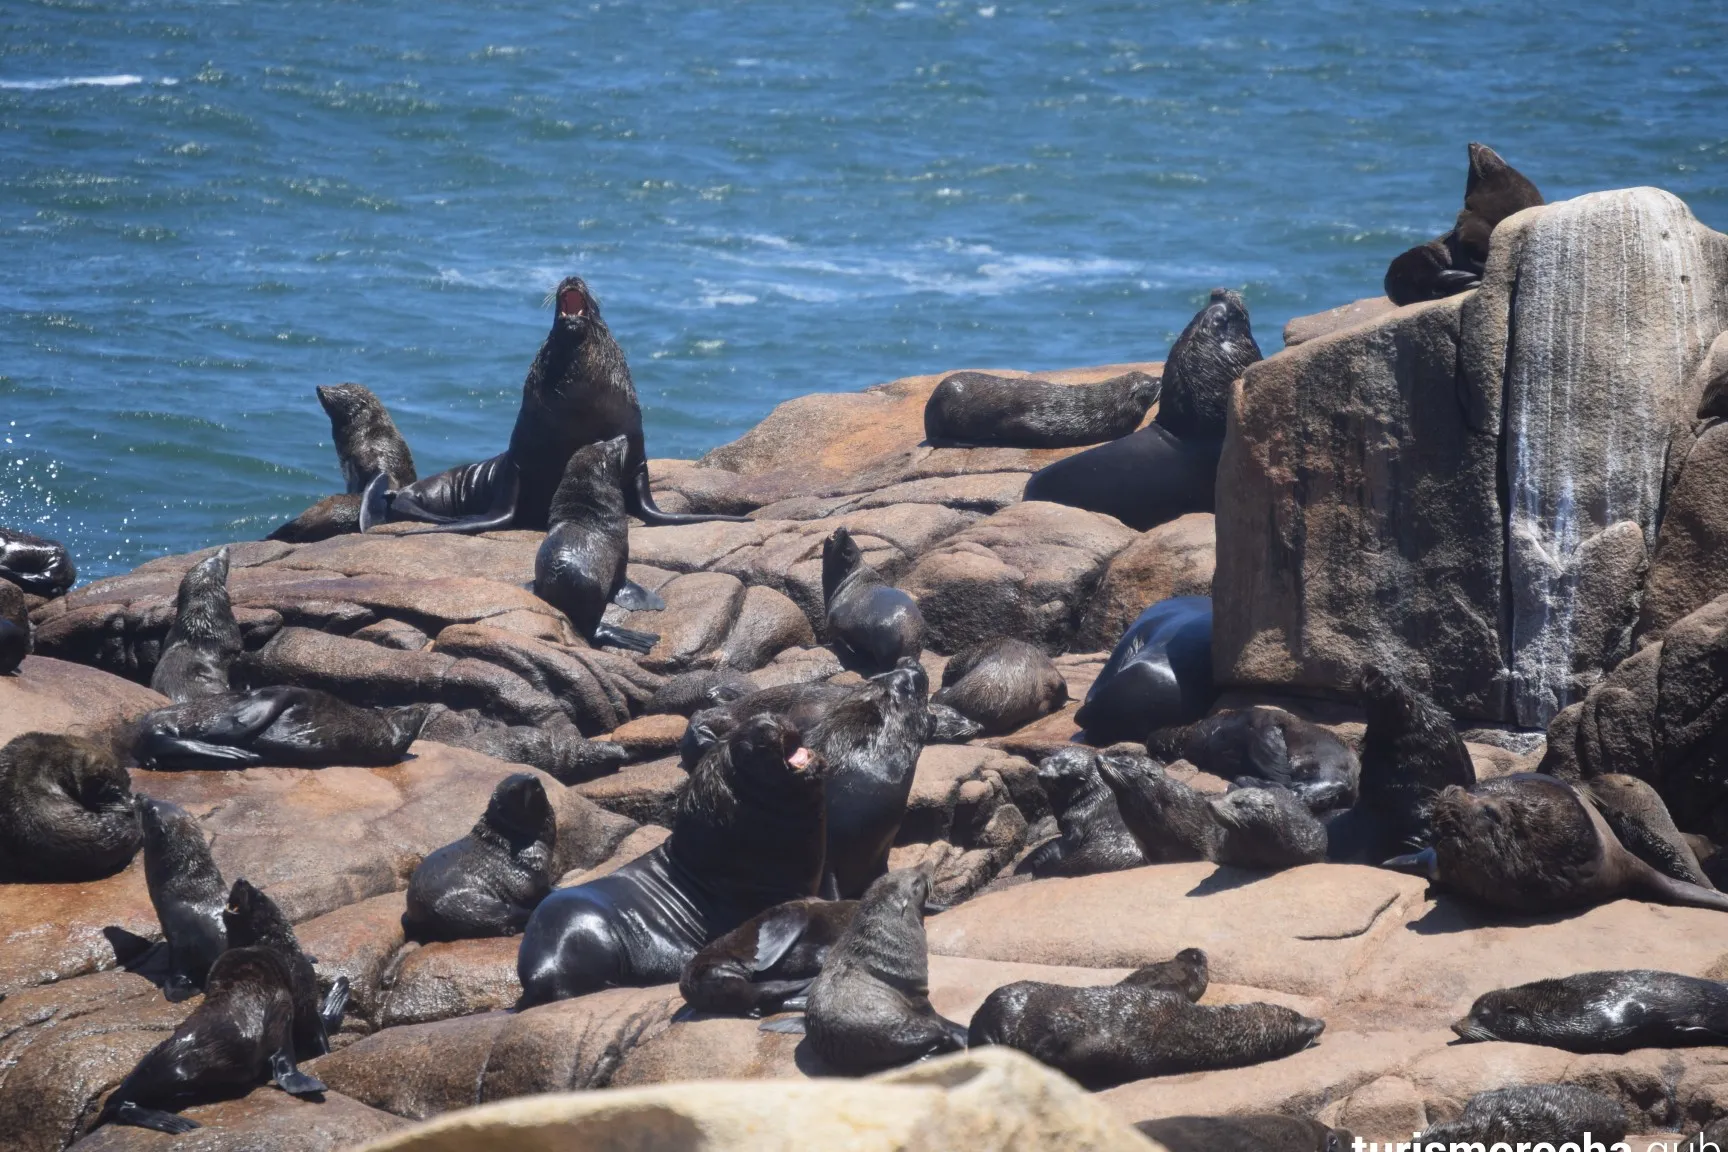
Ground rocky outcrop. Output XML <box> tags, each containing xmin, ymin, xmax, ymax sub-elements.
<box><xmin>1076</xmin><ymin>513</ymin><xmax>1216</xmax><ymax>651</ymax></box>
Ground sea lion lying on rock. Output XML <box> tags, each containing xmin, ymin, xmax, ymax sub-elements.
<box><xmin>1418</xmin><ymin>1084</ymin><xmax>1629</xmax><ymax>1147</ymax></box>
<box><xmin>150</xmin><ymin>546</ymin><xmax>242</xmax><ymax>702</ymax></box>
<box><xmin>1098</xmin><ymin>751</ymin><xmax>1327</xmax><ymax>871</ymax></box>
<box><xmin>0</xmin><ymin>732</ymin><xmax>140</xmax><ymax>883</ymax></box>
<box><xmin>1015</xmin><ymin>746</ymin><xmax>1147</xmax><ymax>879</ymax></box>
<box><xmin>931</xmin><ymin>636</ymin><xmax>1067</xmax><ymax>736</ymax></box>
<box><xmin>403</xmin><ymin>773</ymin><xmax>557</xmax><ymax>943</ymax></box>
<box><xmin>1454</xmin><ymin>969</ymin><xmax>1728</xmax><ymax>1052</ymax></box>
<box><xmin>680</xmin><ymin>897</ymin><xmax>859</xmax><ymax>1018</ymax></box>
<box><xmin>648</xmin><ymin>668</ymin><xmax>758</xmax><ymax>717</ymax></box>
<box><xmin>1581</xmin><ymin>773</ymin><xmax>1714</xmax><ymax>888</ymax></box>
<box><xmin>135</xmin><ymin>687</ymin><xmax>431</xmax><ymax>770</ymax></box>
<box><xmin>1148</xmin><ymin>706</ymin><xmax>1359</xmax><ymax>812</ymax></box>
<box><xmin>922</xmin><ymin>369</ymin><xmax>1160</xmax><ymax>449</ymax></box>
<box><xmin>1075</xmin><ymin>596</ymin><xmax>1214</xmax><ymax>744</ymax></box>
<box><xmin>0</xmin><ymin>525</ymin><xmax>75</xmax><ymax>598</ymax></box>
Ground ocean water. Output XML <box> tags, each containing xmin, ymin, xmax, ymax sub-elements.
<box><xmin>4</xmin><ymin>0</ymin><xmax>1726</xmax><ymax>581</ymax></box>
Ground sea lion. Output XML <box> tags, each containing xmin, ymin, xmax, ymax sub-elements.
<box><xmin>0</xmin><ymin>732</ymin><xmax>140</xmax><ymax>882</ymax></box>
<box><xmin>1016</xmin><ymin>747</ymin><xmax>1148</xmax><ymax>878</ymax></box>
<box><xmin>1683</xmin><ymin>1118</ymin><xmax>1728</xmax><ymax>1152</ymax></box>
<box><xmin>1384</xmin><ymin>142</ymin><xmax>1543</xmax><ymax>305</ymax></box>
<box><xmin>364</xmin><ymin>275</ymin><xmax>747</xmax><ymax>533</ymax></box>
<box><xmin>0</xmin><ymin>525</ymin><xmax>75</xmax><ymax>598</ymax></box>
<box><xmin>531</xmin><ymin>435</ymin><xmax>660</xmax><ymax>654</ymax></box>
<box><xmin>1155</xmin><ymin>288</ymin><xmax>1264</xmax><ymax>442</ymax></box>
<box><xmin>403</xmin><ymin>773</ymin><xmax>557</xmax><ymax>942</ymax></box>
<box><xmin>266</xmin><ymin>492</ymin><xmax>364</xmax><ymax>544</ymax></box>
<box><xmin>822</xmin><ymin>527</ymin><xmax>924</xmax><ymax>675</ymax></box>
<box><xmin>1118</xmin><ymin>946</ymin><xmax>1210</xmax><ymax>1000</ymax></box>
<box><xmin>931</xmin><ymin>637</ymin><xmax>1067</xmax><ymax>736</ymax></box>
<box><xmin>1074</xmin><ymin>596</ymin><xmax>1214</xmax><ymax>744</ymax></box>
<box><xmin>1351</xmin><ymin>664</ymin><xmax>1475</xmax><ymax>860</ymax></box>
<box><xmin>1097</xmin><ymin>751</ymin><xmax>1327</xmax><ymax>870</ymax></box>
<box><xmin>419</xmin><ymin>708</ymin><xmax>627</xmax><ymax>785</ymax></box>
<box><xmin>680</xmin><ymin>897</ymin><xmax>859</xmax><ymax>1018</ymax></box>
<box><xmin>139</xmin><ymin>797</ymin><xmax>227</xmax><ymax>1001</ymax></box>
<box><xmin>316</xmin><ymin>382</ymin><xmax>416</xmax><ymax>494</ymax></box>
<box><xmin>223</xmin><ymin>878</ymin><xmax>348</xmax><ymax>1055</ymax></box>
<box><xmin>924</xmin><ymin>701</ymin><xmax>983</xmax><ymax>744</ymax></box>
<box><xmin>813</xmin><ymin>661</ymin><xmax>931</xmax><ymax>899</ymax></box>
<box><xmin>149</xmin><ymin>546</ymin><xmax>243</xmax><ymax>702</ymax></box>
<box><xmin>1136</xmin><ymin>1116</ymin><xmax>1353</xmax><ymax>1152</ymax></box>
<box><xmin>517</xmin><ymin>713</ymin><xmax>827</xmax><ymax>1005</ymax></box>
<box><xmin>679</xmin><ymin>681</ymin><xmax>853</xmax><ymax>768</ymax></box>
<box><xmin>1453</xmin><ymin>969</ymin><xmax>1728</xmax><ymax>1052</ymax></box>
<box><xmin>922</xmin><ymin>369</ymin><xmax>1160</xmax><ymax>449</ymax></box>
<box><xmin>1147</xmin><ymin>707</ymin><xmax>1360</xmax><ymax>813</ymax></box>
<box><xmin>802</xmin><ymin>866</ymin><xmax>968</xmax><ymax>1074</ymax></box>
<box><xmin>1394</xmin><ymin>773</ymin><xmax>1728</xmax><ymax>914</ymax></box>
<box><xmin>135</xmin><ymin>687</ymin><xmax>431</xmax><ymax>770</ymax></box>
<box><xmin>648</xmin><ymin>669</ymin><xmax>758</xmax><ymax>717</ymax></box>
<box><xmin>0</xmin><ymin>618</ymin><xmax>27</xmax><ymax>676</ymax></box>
<box><xmin>1419</xmin><ymin>1084</ymin><xmax>1629</xmax><ymax>1147</ymax></box>
<box><xmin>968</xmin><ymin>975</ymin><xmax>1323</xmax><ymax>1089</ymax></box>
<box><xmin>1582</xmin><ymin>773</ymin><xmax>1713</xmax><ymax>888</ymax></box>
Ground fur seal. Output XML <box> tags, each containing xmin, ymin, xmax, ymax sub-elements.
<box><xmin>1098</xmin><ymin>751</ymin><xmax>1327</xmax><ymax>870</ymax></box>
<box><xmin>316</xmin><ymin>383</ymin><xmax>416</xmax><ymax>494</ymax></box>
<box><xmin>266</xmin><ymin>492</ymin><xmax>364</xmax><ymax>544</ymax></box>
<box><xmin>1419</xmin><ymin>1084</ymin><xmax>1629</xmax><ymax>1147</ymax></box>
<box><xmin>648</xmin><ymin>669</ymin><xmax>757</xmax><ymax>717</ymax></box>
<box><xmin>365</xmin><ymin>275</ymin><xmax>747</xmax><ymax>533</ymax></box>
<box><xmin>922</xmin><ymin>370</ymin><xmax>1160</xmax><ymax>449</ymax></box>
<box><xmin>139</xmin><ymin>797</ymin><xmax>227</xmax><ymax>1001</ymax></box>
<box><xmin>1017</xmin><ymin>747</ymin><xmax>1148</xmax><ymax>878</ymax></box>
<box><xmin>0</xmin><ymin>732</ymin><xmax>140</xmax><ymax>882</ymax></box>
<box><xmin>0</xmin><ymin>618</ymin><xmax>27</xmax><ymax>676</ymax></box>
<box><xmin>1384</xmin><ymin>142</ymin><xmax>1543</xmax><ymax>305</ymax></box>
<box><xmin>532</xmin><ymin>435</ymin><xmax>660</xmax><ymax>654</ymax></box>
<box><xmin>924</xmin><ymin>701</ymin><xmax>983</xmax><ymax>743</ymax></box>
<box><xmin>149</xmin><ymin>547</ymin><xmax>243</xmax><ymax>702</ymax></box>
<box><xmin>419</xmin><ymin>708</ymin><xmax>627</xmax><ymax>785</ymax></box>
<box><xmin>679</xmin><ymin>681</ymin><xmax>853</xmax><ymax>768</ymax></box>
<box><xmin>822</xmin><ymin>527</ymin><xmax>925</xmax><ymax>675</ymax></box>
<box><xmin>680</xmin><ymin>897</ymin><xmax>859</xmax><ymax>1018</ymax></box>
<box><xmin>1117</xmin><ymin>946</ymin><xmax>1211</xmax><ymax>999</ymax></box>
<box><xmin>517</xmin><ymin>713</ymin><xmax>827</xmax><ymax>1005</ymax></box>
<box><xmin>813</xmin><ymin>661</ymin><xmax>931</xmax><ymax>899</ymax></box>
<box><xmin>1453</xmin><ymin>968</ymin><xmax>1728</xmax><ymax>1052</ymax></box>
<box><xmin>1393</xmin><ymin>773</ymin><xmax>1728</xmax><ymax>914</ymax></box>
<box><xmin>932</xmin><ymin>637</ymin><xmax>1067</xmax><ymax>736</ymax></box>
<box><xmin>1155</xmin><ymin>288</ymin><xmax>1264</xmax><ymax>441</ymax></box>
<box><xmin>1075</xmin><ymin>596</ymin><xmax>1214</xmax><ymax>744</ymax></box>
<box><xmin>1137</xmin><ymin>1116</ymin><xmax>1353</xmax><ymax>1152</ymax></box>
<box><xmin>0</xmin><ymin>525</ymin><xmax>75</xmax><ymax>598</ymax></box>
<box><xmin>135</xmin><ymin>687</ymin><xmax>430</xmax><ymax>770</ymax></box>
<box><xmin>1148</xmin><ymin>707</ymin><xmax>1360</xmax><ymax>813</ymax></box>
<box><xmin>803</xmin><ymin>866</ymin><xmax>967</xmax><ymax>1074</ymax></box>
<box><xmin>404</xmin><ymin>773</ymin><xmax>557</xmax><ymax>942</ymax></box>
<box><xmin>1353</xmin><ymin>664</ymin><xmax>1475</xmax><ymax>859</ymax></box>
<box><xmin>1582</xmin><ymin>773</ymin><xmax>1713</xmax><ymax>888</ymax></box>
<box><xmin>969</xmin><ymin>971</ymin><xmax>1323</xmax><ymax>1090</ymax></box>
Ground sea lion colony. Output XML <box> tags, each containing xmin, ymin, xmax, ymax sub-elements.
<box><xmin>6</xmin><ymin>143</ymin><xmax>1728</xmax><ymax>1147</ymax></box>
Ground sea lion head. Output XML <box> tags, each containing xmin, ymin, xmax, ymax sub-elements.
<box><xmin>821</xmin><ymin>527</ymin><xmax>864</xmax><ymax>599</ymax></box>
<box><xmin>484</xmin><ymin>772</ymin><xmax>556</xmax><ymax>846</ymax></box>
<box><xmin>1126</xmin><ymin>370</ymin><xmax>1162</xmax><ymax>409</ymax></box>
<box><xmin>137</xmin><ymin>795</ymin><xmax>196</xmax><ymax>851</ymax></box>
<box><xmin>222</xmin><ymin>877</ymin><xmax>299</xmax><ymax>952</ymax></box>
<box><xmin>168</xmin><ymin>546</ymin><xmax>237</xmax><ymax>644</ymax></box>
<box><xmin>548</xmin><ymin>276</ymin><xmax>602</xmax><ymax>339</ymax></box>
<box><xmin>548</xmin><ymin>434</ymin><xmax>631</xmax><ymax>526</ymax></box>
<box><xmin>1194</xmin><ymin>287</ymin><xmax>1252</xmax><ymax>346</ymax></box>
<box><xmin>47</xmin><ymin>734</ymin><xmax>138</xmax><ymax>818</ymax></box>
<box><xmin>873</xmin><ymin>658</ymin><xmax>929</xmax><ymax>710</ymax></box>
<box><xmin>728</xmin><ymin>711</ymin><xmax>822</xmax><ymax>786</ymax></box>
<box><xmin>1452</xmin><ymin>980</ymin><xmax>1565</xmax><ymax>1044</ymax></box>
<box><xmin>384</xmin><ymin>703</ymin><xmax>434</xmax><ymax>754</ymax></box>
<box><xmin>1358</xmin><ymin>662</ymin><xmax>1416</xmax><ymax>723</ymax></box>
<box><xmin>1465</xmin><ymin>142</ymin><xmax>1543</xmax><ymax>214</ymax></box>
<box><xmin>1211</xmin><ymin>784</ymin><xmax>1328</xmax><ymax>868</ymax></box>
<box><xmin>924</xmin><ymin>701</ymin><xmax>983</xmax><ymax>744</ymax></box>
<box><xmin>866</xmin><ymin>863</ymin><xmax>935</xmax><ymax>929</ymax></box>
<box><xmin>316</xmin><ymin>383</ymin><xmax>383</xmax><ymax>425</ymax></box>
<box><xmin>1037</xmin><ymin>746</ymin><xmax>1108</xmax><ymax>810</ymax></box>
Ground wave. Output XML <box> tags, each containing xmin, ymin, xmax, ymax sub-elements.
<box><xmin>0</xmin><ymin>74</ymin><xmax>148</xmax><ymax>91</ymax></box>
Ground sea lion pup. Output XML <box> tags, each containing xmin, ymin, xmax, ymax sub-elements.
<box><xmin>1453</xmin><ymin>969</ymin><xmax>1728</xmax><ymax>1052</ymax></box>
<box><xmin>364</xmin><ymin>275</ymin><xmax>747</xmax><ymax>534</ymax></box>
<box><xmin>1118</xmin><ymin>946</ymin><xmax>1210</xmax><ymax>1000</ymax></box>
<box><xmin>922</xmin><ymin>369</ymin><xmax>1160</xmax><ymax>449</ymax></box>
<box><xmin>1384</xmin><ymin>142</ymin><xmax>1543</xmax><ymax>305</ymax></box>
<box><xmin>0</xmin><ymin>618</ymin><xmax>27</xmax><ymax>675</ymax></box>
<box><xmin>517</xmin><ymin>713</ymin><xmax>827</xmax><ymax>1006</ymax></box>
<box><xmin>531</xmin><ymin>435</ymin><xmax>660</xmax><ymax>654</ymax></box>
<box><xmin>931</xmin><ymin>637</ymin><xmax>1067</xmax><ymax>736</ymax></box>
<box><xmin>0</xmin><ymin>525</ymin><xmax>76</xmax><ymax>598</ymax></box>
<box><xmin>822</xmin><ymin>527</ymin><xmax>925</xmax><ymax>675</ymax></box>
<box><xmin>680</xmin><ymin>897</ymin><xmax>859</xmax><ymax>1018</ymax></box>
<box><xmin>1137</xmin><ymin>1115</ymin><xmax>1354</xmax><ymax>1152</ymax></box>
<box><xmin>266</xmin><ymin>492</ymin><xmax>365</xmax><ymax>544</ymax></box>
<box><xmin>1419</xmin><ymin>1084</ymin><xmax>1629</xmax><ymax>1147</ymax></box>
<box><xmin>969</xmin><ymin>972</ymin><xmax>1323</xmax><ymax>1090</ymax></box>
<box><xmin>1393</xmin><ymin>773</ymin><xmax>1728</xmax><ymax>914</ymax></box>
<box><xmin>0</xmin><ymin>732</ymin><xmax>141</xmax><ymax>882</ymax></box>
<box><xmin>799</xmin><ymin>866</ymin><xmax>968</xmax><ymax>1074</ymax></box>
<box><xmin>1098</xmin><ymin>752</ymin><xmax>1327</xmax><ymax>870</ymax></box>
<box><xmin>139</xmin><ymin>797</ymin><xmax>227</xmax><ymax>1001</ymax></box>
<box><xmin>420</xmin><ymin>709</ymin><xmax>628</xmax><ymax>785</ymax></box>
<box><xmin>149</xmin><ymin>547</ymin><xmax>243</xmax><ymax>702</ymax></box>
<box><xmin>814</xmin><ymin>661</ymin><xmax>931</xmax><ymax>899</ymax></box>
<box><xmin>648</xmin><ymin>668</ymin><xmax>757</xmax><ymax>717</ymax></box>
<box><xmin>1147</xmin><ymin>707</ymin><xmax>1360</xmax><ymax>813</ymax></box>
<box><xmin>403</xmin><ymin>773</ymin><xmax>557</xmax><ymax>942</ymax></box>
<box><xmin>135</xmin><ymin>687</ymin><xmax>431</xmax><ymax>770</ymax></box>
<box><xmin>1352</xmin><ymin>664</ymin><xmax>1474</xmax><ymax>860</ymax></box>
<box><xmin>1017</xmin><ymin>747</ymin><xmax>1147</xmax><ymax>878</ymax></box>
<box><xmin>1582</xmin><ymin>773</ymin><xmax>1714</xmax><ymax>888</ymax></box>
<box><xmin>1075</xmin><ymin>596</ymin><xmax>1214</xmax><ymax>744</ymax></box>
<box><xmin>95</xmin><ymin>878</ymin><xmax>345</xmax><ymax>1135</ymax></box>
<box><xmin>315</xmin><ymin>382</ymin><xmax>416</xmax><ymax>494</ymax></box>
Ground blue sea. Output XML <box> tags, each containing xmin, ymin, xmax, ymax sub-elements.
<box><xmin>4</xmin><ymin>0</ymin><xmax>1726</xmax><ymax>581</ymax></box>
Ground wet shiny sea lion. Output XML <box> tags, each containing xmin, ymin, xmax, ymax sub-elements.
<box><xmin>922</xmin><ymin>369</ymin><xmax>1160</xmax><ymax>449</ymax></box>
<box><xmin>1075</xmin><ymin>596</ymin><xmax>1214</xmax><ymax>744</ymax></box>
<box><xmin>1453</xmin><ymin>969</ymin><xmax>1728</xmax><ymax>1052</ymax></box>
<box><xmin>1015</xmin><ymin>747</ymin><xmax>1147</xmax><ymax>879</ymax></box>
<box><xmin>149</xmin><ymin>546</ymin><xmax>243</xmax><ymax>702</ymax></box>
<box><xmin>0</xmin><ymin>617</ymin><xmax>27</xmax><ymax>676</ymax></box>
<box><xmin>1147</xmin><ymin>706</ymin><xmax>1359</xmax><ymax>813</ymax></box>
<box><xmin>0</xmin><ymin>525</ymin><xmax>75</xmax><ymax>598</ymax></box>
<box><xmin>516</xmin><ymin>713</ymin><xmax>827</xmax><ymax>1006</ymax></box>
<box><xmin>680</xmin><ymin>897</ymin><xmax>859</xmax><ymax>1018</ymax></box>
<box><xmin>139</xmin><ymin>797</ymin><xmax>227</xmax><ymax>1001</ymax></box>
<box><xmin>679</xmin><ymin>680</ymin><xmax>853</xmax><ymax>768</ymax></box>
<box><xmin>404</xmin><ymin>773</ymin><xmax>557</xmax><ymax>943</ymax></box>
<box><xmin>1099</xmin><ymin>752</ymin><xmax>1327</xmax><ymax>871</ymax></box>
<box><xmin>821</xmin><ymin>526</ymin><xmax>925</xmax><ymax>676</ymax></box>
<box><xmin>316</xmin><ymin>382</ymin><xmax>416</xmax><ymax>494</ymax></box>
<box><xmin>135</xmin><ymin>687</ymin><xmax>430</xmax><ymax>770</ymax></box>
<box><xmin>419</xmin><ymin>708</ymin><xmax>628</xmax><ymax>785</ymax></box>
<box><xmin>1418</xmin><ymin>1084</ymin><xmax>1629</xmax><ymax>1147</ymax></box>
<box><xmin>0</xmin><ymin>732</ymin><xmax>140</xmax><ymax>883</ymax></box>
<box><xmin>931</xmin><ymin>636</ymin><xmax>1067</xmax><ymax>736</ymax></box>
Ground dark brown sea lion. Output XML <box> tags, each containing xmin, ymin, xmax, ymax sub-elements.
<box><xmin>531</xmin><ymin>435</ymin><xmax>660</xmax><ymax>653</ymax></box>
<box><xmin>135</xmin><ymin>687</ymin><xmax>430</xmax><ymax>770</ymax></box>
<box><xmin>924</xmin><ymin>701</ymin><xmax>983</xmax><ymax>743</ymax></box>
<box><xmin>0</xmin><ymin>525</ymin><xmax>75</xmax><ymax>598</ymax></box>
<box><xmin>1137</xmin><ymin>1115</ymin><xmax>1353</xmax><ymax>1152</ymax></box>
<box><xmin>1348</xmin><ymin>664</ymin><xmax>1475</xmax><ymax>861</ymax></box>
<box><xmin>1075</xmin><ymin>596</ymin><xmax>1214</xmax><ymax>744</ymax></box>
<box><xmin>265</xmin><ymin>492</ymin><xmax>364</xmax><ymax>544</ymax></box>
<box><xmin>139</xmin><ymin>797</ymin><xmax>227</xmax><ymax>1001</ymax></box>
<box><xmin>364</xmin><ymin>275</ymin><xmax>747</xmax><ymax>533</ymax></box>
<box><xmin>1453</xmin><ymin>969</ymin><xmax>1728</xmax><ymax>1052</ymax></box>
<box><xmin>418</xmin><ymin>708</ymin><xmax>627</xmax><ymax>785</ymax></box>
<box><xmin>1384</xmin><ymin>142</ymin><xmax>1543</xmax><ymax>305</ymax></box>
<box><xmin>403</xmin><ymin>773</ymin><xmax>557</xmax><ymax>942</ymax></box>
<box><xmin>1419</xmin><ymin>1084</ymin><xmax>1629</xmax><ymax>1147</ymax></box>
<box><xmin>922</xmin><ymin>369</ymin><xmax>1160</xmax><ymax>449</ymax></box>
<box><xmin>822</xmin><ymin>527</ymin><xmax>925</xmax><ymax>676</ymax></box>
<box><xmin>680</xmin><ymin>897</ymin><xmax>858</xmax><ymax>1018</ymax></box>
<box><xmin>932</xmin><ymin>636</ymin><xmax>1067</xmax><ymax>736</ymax></box>
<box><xmin>1016</xmin><ymin>747</ymin><xmax>1148</xmax><ymax>878</ymax></box>
<box><xmin>1155</xmin><ymin>288</ymin><xmax>1264</xmax><ymax>442</ymax></box>
<box><xmin>802</xmin><ymin>867</ymin><xmax>968</xmax><ymax>1074</ymax></box>
<box><xmin>316</xmin><ymin>382</ymin><xmax>416</xmax><ymax>495</ymax></box>
<box><xmin>1395</xmin><ymin>773</ymin><xmax>1728</xmax><ymax>914</ymax></box>
<box><xmin>516</xmin><ymin>713</ymin><xmax>827</xmax><ymax>1005</ymax></box>
<box><xmin>1118</xmin><ymin>946</ymin><xmax>1210</xmax><ymax>1000</ymax></box>
<box><xmin>1148</xmin><ymin>707</ymin><xmax>1359</xmax><ymax>813</ymax></box>
<box><xmin>648</xmin><ymin>668</ymin><xmax>758</xmax><ymax>717</ymax></box>
<box><xmin>149</xmin><ymin>546</ymin><xmax>242</xmax><ymax>702</ymax></box>
<box><xmin>0</xmin><ymin>732</ymin><xmax>140</xmax><ymax>883</ymax></box>
<box><xmin>0</xmin><ymin>617</ymin><xmax>27</xmax><ymax>675</ymax></box>
<box><xmin>1098</xmin><ymin>751</ymin><xmax>1327</xmax><ymax>871</ymax></box>
<box><xmin>1582</xmin><ymin>773</ymin><xmax>1713</xmax><ymax>888</ymax></box>
<box><xmin>679</xmin><ymin>676</ymin><xmax>961</xmax><ymax>770</ymax></box>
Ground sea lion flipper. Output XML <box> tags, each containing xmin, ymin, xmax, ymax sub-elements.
<box><xmin>358</xmin><ymin>473</ymin><xmax>391</xmax><ymax>534</ymax></box>
<box><xmin>627</xmin><ymin>463</ymin><xmax>750</xmax><ymax>526</ymax></box>
<box><xmin>1435</xmin><ymin>269</ymin><xmax>1482</xmax><ymax>291</ymax></box>
<box><xmin>593</xmin><ymin>623</ymin><xmax>659</xmax><ymax>654</ymax></box>
<box><xmin>269</xmin><ymin>1049</ymin><xmax>327</xmax><ymax>1097</ymax></box>
<box><xmin>758</xmin><ymin>1015</ymin><xmax>808</xmax><ymax>1034</ymax></box>
<box><xmin>612</xmin><ymin>579</ymin><xmax>666</xmax><ymax>612</ymax></box>
<box><xmin>198</xmin><ymin>690</ymin><xmax>296</xmax><ymax>743</ymax></box>
<box><xmin>1638</xmin><ymin>869</ymin><xmax>1728</xmax><ymax>913</ymax></box>
<box><xmin>108</xmin><ymin>1101</ymin><xmax>202</xmax><ymax>1135</ymax></box>
<box><xmin>162</xmin><ymin>973</ymin><xmax>200</xmax><ymax>1002</ymax></box>
<box><xmin>752</xmin><ymin>906</ymin><xmax>813</xmax><ymax>973</ymax></box>
<box><xmin>1382</xmin><ymin>847</ymin><xmax>1439</xmax><ymax>879</ymax></box>
<box><xmin>319</xmin><ymin>976</ymin><xmax>351</xmax><ymax>1033</ymax></box>
<box><xmin>141</xmin><ymin>737</ymin><xmax>266</xmax><ymax>769</ymax></box>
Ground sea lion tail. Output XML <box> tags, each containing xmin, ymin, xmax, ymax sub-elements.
<box><xmin>628</xmin><ymin>463</ymin><xmax>750</xmax><ymax>526</ymax></box>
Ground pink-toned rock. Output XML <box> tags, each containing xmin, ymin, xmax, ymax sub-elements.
<box><xmin>0</xmin><ymin>656</ymin><xmax>167</xmax><ymax>746</ymax></box>
<box><xmin>380</xmin><ymin>938</ymin><xmax>520</xmax><ymax>1027</ymax></box>
<box><xmin>294</xmin><ymin>891</ymin><xmax>409</xmax><ymax>1033</ymax></box>
<box><xmin>0</xmin><ymin>856</ymin><xmax>159</xmax><ymax>995</ymax></box>
<box><xmin>1282</xmin><ymin>295</ymin><xmax>1400</xmax><ymax>346</ymax></box>
<box><xmin>573</xmin><ymin>757</ymin><xmax>686</xmax><ymax>826</ymax></box>
<box><xmin>620</xmin><ymin>571</ymin><xmax>746</xmax><ymax>673</ymax></box>
<box><xmin>719</xmin><ymin>585</ymin><xmax>816</xmax><ymax>672</ymax></box>
<box><xmin>67</xmin><ymin>1090</ymin><xmax>406</xmax><ymax>1152</ymax></box>
<box><xmin>984</xmin><ymin>701</ymin><xmax>1087</xmax><ymax>762</ymax></box>
<box><xmin>601</xmin><ymin>713</ymin><xmax>688</xmax><ymax>761</ymax></box>
<box><xmin>1076</xmin><ymin>513</ymin><xmax>1216</xmax><ymax>651</ymax></box>
<box><xmin>560</xmin><ymin>824</ymin><xmax>671</xmax><ymax>886</ymax></box>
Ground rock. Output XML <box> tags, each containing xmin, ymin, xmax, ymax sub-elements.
<box><xmin>900</xmin><ymin>744</ymin><xmax>1036</xmax><ymax>846</ymax></box>
<box><xmin>720</xmin><ymin>585</ymin><xmax>816</xmax><ymax>672</ymax></box>
<box><xmin>1076</xmin><ymin>514</ymin><xmax>1216</xmax><ymax>652</ymax></box>
<box><xmin>751</xmin><ymin>645</ymin><xmax>845</xmax><ymax>688</ymax></box>
<box><xmin>573</xmin><ymin>757</ymin><xmax>687</xmax><ymax>826</ymax></box>
<box><xmin>983</xmin><ymin>701</ymin><xmax>1086</xmax><ymax>763</ymax></box>
<box><xmin>1640</xmin><ymin>365</ymin><xmax>1728</xmax><ymax>643</ymax></box>
<box><xmin>0</xmin><ymin>656</ymin><xmax>167</xmax><ymax>746</ymax></box>
<box><xmin>68</xmin><ymin>1090</ymin><xmax>406</xmax><ymax>1152</ymax></box>
<box><xmin>599</xmin><ymin>713</ymin><xmax>688</xmax><ymax>762</ymax></box>
<box><xmin>903</xmin><ymin>502</ymin><xmax>1138</xmax><ymax>654</ymax></box>
<box><xmin>0</xmin><ymin>856</ymin><xmax>159</xmax><ymax>996</ymax></box>
<box><xmin>621</xmin><ymin>571</ymin><xmax>746</xmax><ymax>673</ymax></box>
<box><xmin>1282</xmin><ymin>296</ymin><xmax>1401</xmax><ymax>346</ymax></box>
<box><xmin>294</xmin><ymin>891</ymin><xmax>409</xmax><ymax>1034</ymax></box>
<box><xmin>380</xmin><ymin>938</ymin><xmax>521</xmax><ymax>1028</ymax></box>
<box><xmin>1332</xmin><ymin>1074</ymin><xmax>1428</xmax><ymax>1140</ymax></box>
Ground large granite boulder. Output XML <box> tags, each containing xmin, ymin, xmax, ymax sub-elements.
<box><xmin>1075</xmin><ymin>513</ymin><xmax>1216</xmax><ymax>652</ymax></box>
